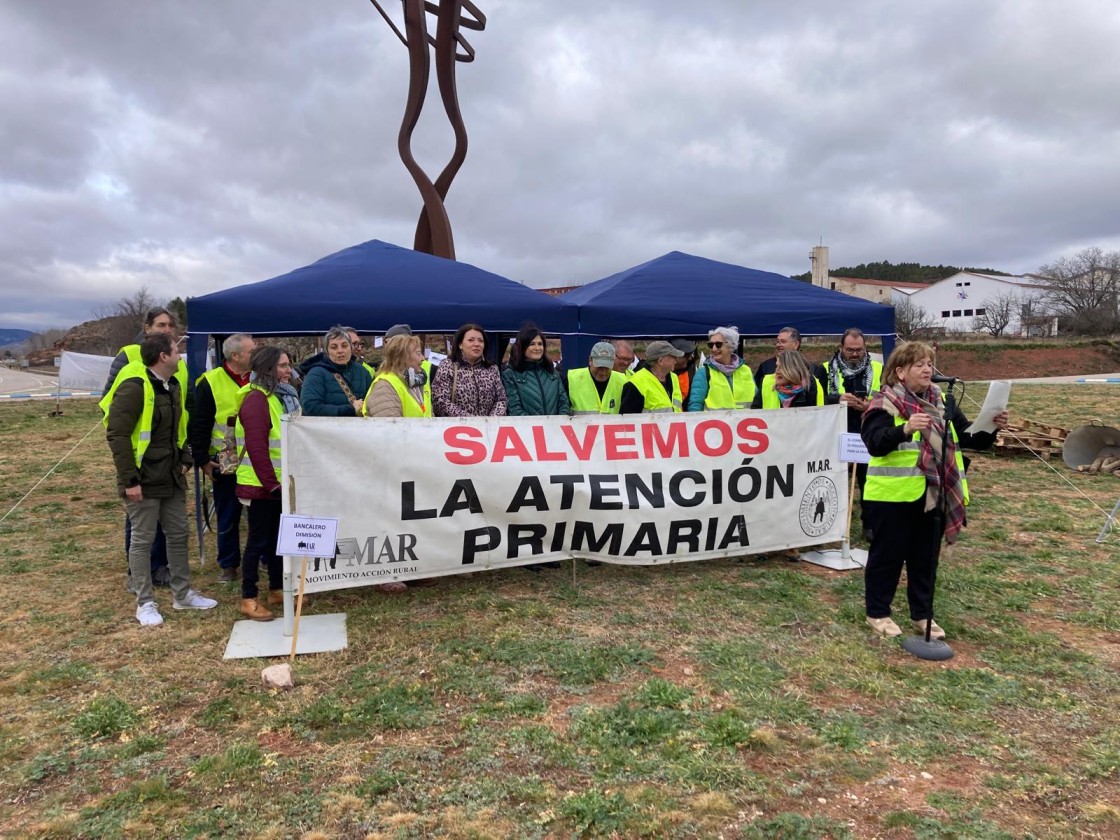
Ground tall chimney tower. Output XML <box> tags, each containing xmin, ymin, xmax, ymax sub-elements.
<box><xmin>810</xmin><ymin>245</ymin><xmax>829</xmax><ymax>288</ymax></box>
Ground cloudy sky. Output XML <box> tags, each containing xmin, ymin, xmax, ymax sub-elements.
<box><xmin>3</xmin><ymin>0</ymin><xmax>1119</xmax><ymax>330</ymax></box>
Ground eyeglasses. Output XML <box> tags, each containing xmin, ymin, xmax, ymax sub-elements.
<box><xmin>707</xmin><ymin>341</ymin><xmax>724</xmax><ymax>349</ymax></box>
<box><xmin>352</xmin><ymin>342</ymin><xmax>366</xmax><ymax>350</ymax></box>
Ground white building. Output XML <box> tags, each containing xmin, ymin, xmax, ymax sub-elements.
<box><xmin>905</xmin><ymin>272</ymin><xmax>1055</xmax><ymax>336</ymax></box>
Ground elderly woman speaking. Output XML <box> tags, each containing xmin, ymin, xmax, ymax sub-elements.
<box><xmin>860</xmin><ymin>341</ymin><xmax>1008</xmax><ymax>639</ymax></box>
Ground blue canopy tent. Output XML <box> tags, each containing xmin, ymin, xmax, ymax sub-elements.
<box><xmin>557</xmin><ymin>251</ymin><xmax>896</xmax><ymax>364</ymax></box>
<box><xmin>185</xmin><ymin>239</ymin><xmax>579</xmax><ymax>379</ymax></box>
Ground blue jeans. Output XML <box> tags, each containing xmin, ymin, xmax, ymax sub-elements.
<box><xmin>211</xmin><ymin>471</ymin><xmax>243</xmax><ymax>569</ymax></box>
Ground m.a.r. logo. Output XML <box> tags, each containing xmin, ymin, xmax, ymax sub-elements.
<box><xmin>798</xmin><ymin>476</ymin><xmax>838</xmax><ymax>538</ymax></box>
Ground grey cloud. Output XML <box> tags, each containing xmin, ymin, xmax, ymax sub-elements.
<box><xmin>2</xmin><ymin>0</ymin><xmax>1119</xmax><ymax>328</ymax></box>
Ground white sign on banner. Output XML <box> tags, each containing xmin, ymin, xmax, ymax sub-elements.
<box><xmin>281</xmin><ymin>407</ymin><xmax>848</xmax><ymax>593</ymax></box>
<box><xmin>277</xmin><ymin>514</ymin><xmax>339</xmax><ymax>557</ymax></box>
<box><xmin>838</xmin><ymin>433</ymin><xmax>870</xmax><ymax>464</ymax></box>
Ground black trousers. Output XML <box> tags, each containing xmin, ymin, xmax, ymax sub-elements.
<box><xmin>241</xmin><ymin>498</ymin><xmax>282</xmax><ymax>600</ymax></box>
<box><xmin>863</xmin><ymin>498</ymin><xmax>943</xmax><ymax>621</ymax></box>
<box><xmin>211</xmin><ymin>471</ymin><xmax>243</xmax><ymax>570</ymax></box>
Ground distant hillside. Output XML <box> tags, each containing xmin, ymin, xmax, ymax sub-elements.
<box><xmin>794</xmin><ymin>260</ymin><xmax>1012</xmax><ymax>284</ymax></box>
<box><xmin>0</xmin><ymin>328</ymin><xmax>34</xmax><ymax>348</ymax></box>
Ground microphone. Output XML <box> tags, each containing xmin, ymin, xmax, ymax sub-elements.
<box><xmin>931</xmin><ymin>374</ymin><xmax>961</xmax><ymax>384</ymax></box>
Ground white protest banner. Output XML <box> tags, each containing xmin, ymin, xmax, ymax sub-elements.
<box><xmin>58</xmin><ymin>350</ymin><xmax>114</xmax><ymax>392</ymax></box>
<box><xmin>282</xmin><ymin>406</ymin><xmax>848</xmax><ymax>593</ymax></box>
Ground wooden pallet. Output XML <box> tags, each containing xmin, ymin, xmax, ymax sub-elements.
<box><xmin>992</xmin><ymin>420</ymin><xmax>1068</xmax><ymax>460</ymax></box>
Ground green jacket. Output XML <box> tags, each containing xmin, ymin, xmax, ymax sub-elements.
<box><xmin>502</xmin><ymin>363</ymin><xmax>571</xmax><ymax>416</ymax></box>
<box><xmin>106</xmin><ymin>369</ymin><xmax>191</xmax><ymax>498</ymax></box>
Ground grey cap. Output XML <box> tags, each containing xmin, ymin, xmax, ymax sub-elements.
<box><xmin>589</xmin><ymin>341</ymin><xmax>616</xmax><ymax>368</ymax></box>
<box><xmin>644</xmin><ymin>340</ymin><xmax>685</xmax><ymax>362</ymax></box>
<box><xmin>385</xmin><ymin>324</ymin><xmax>412</xmax><ymax>339</ymax></box>
<box><xmin>669</xmin><ymin>338</ymin><xmax>696</xmax><ymax>354</ymax></box>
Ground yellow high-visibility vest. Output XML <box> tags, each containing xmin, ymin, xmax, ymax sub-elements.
<box><xmin>234</xmin><ymin>384</ymin><xmax>283</xmax><ymax>488</ymax></box>
<box><xmin>100</xmin><ymin>368</ymin><xmax>187</xmax><ymax>468</ymax></box>
<box><xmin>100</xmin><ymin>345</ymin><xmax>188</xmax><ymax>443</ymax></box>
<box><xmin>864</xmin><ymin>414</ymin><xmax>969</xmax><ymax>504</ymax></box>
<box><xmin>197</xmin><ymin>367</ymin><xmax>244</xmax><ymax>456</ymax></box>
<box><xmin>823</xmin><ymin>359</ymin><xmax>883</xmax><ymax>396</ymax></box>
<box><xmin>630</xmin><ymin>367</ymin><xmax>682</xmax><ymax>413</ymax></box>
<box><xmin>363</xmin><ymin>371</ymin><xmax>431</xmax><ymax>417</ymax></box>
<box><xmin>758</xmin><ymin>374</ymin><xmax>824</xmax><ymax>409</ymax></box>
<box><xmin>703</xmin><ymin>364</ymin><xmax>756</xmax><ymax>409</ymax></box>
<box><xmin>567</xmin><ymin>368</ymin><xmax>625</xmax><ymax>414</ymax></box>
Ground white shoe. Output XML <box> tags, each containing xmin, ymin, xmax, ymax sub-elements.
<box><xmin>866</xmin><ymin>616</ymin><xmax>902</xmax><ymax>637</ymax></box>
<box><xmin>136</xmin><ymin>601</ymin><xmax>164</xmax><ymax>627</ymax></box>
<box><xmin>912</xmin><ymin>618</ymin><xmax>946</xmax><ymax>640</ymax></box>
<box><xmin>172</xmin><ymin>590</ymin><xmax>218</xmax><ymax>610</ymax></box>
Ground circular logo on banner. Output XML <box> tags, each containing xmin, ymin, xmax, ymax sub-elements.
<box><xmin>799</xmin><ymin>476</ymin><xmax>838</xmax><ymax>538</ymax></box>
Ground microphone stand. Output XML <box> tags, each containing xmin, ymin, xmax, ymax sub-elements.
<box><xmin>900</xmin><ymin>379</ymin><xmax>960</xmax><ymax>661</ymax></box>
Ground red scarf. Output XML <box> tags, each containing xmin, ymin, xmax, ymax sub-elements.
<box><xmin>867</xmin><ymin>383</ymin><xmax>967</xmax><ymax>544</ymax></box>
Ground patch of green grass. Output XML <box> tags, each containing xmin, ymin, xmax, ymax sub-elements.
<box><xmin>884</xmin><ymin>805</ymin><xmax>1017</xmax><ymax>840</ymax></box>
<box><xmin>557</xmin><ymin>788</ymin><xmax>638</xmax><ymax>837</ymax></box>
<box><xmin>73</xmin><ymin>696</ymin><xmax>138</xmax><ymax>739</ymax></box>
<box><xmin>1080</xmin><ymin>728</ymin><xmax>1120</xmax><ymax>779</ymax></box>
<box><xmin>815</xmin><ymin>711</ymin><xmax>871</xmax><ymax>752</ymax></box>
<box><xmin>75</xmin><ymin>775</ymin><xmax>182</xmax><ymax>837</ymax></box>
<box><xmin>476</xmin><ymin>691</ymin><xmax>548</xmax><ymax>720</ymax></box>
<box><xmin>191</xmin><ymin>742</ymin><xmax>264</xmax><ymax>782</ymax></box>
<box><xmin>119</xmin><ymin>733</ymin><xmax>164</xmax><ymax>759</ymax></box>
<box><xmin>23</xmin><ymin>660</ymin><xmax>98</xmax><ymax>692</ymax></box>
<box><xmin>441</xmin><ymin>634</ymin><xmax>657</xmax><ymax>688</ymax></box>
<box><xmin>23</xmin><ymin>750</ymin><xmax>74</xmax><ymax>784</ymax></box>
<box><xmin>197</xmin><ymin>696</ymin><xmax>239</xmax><ymax>727</ymax></box>
<box><xmin>744</xmin><ymin>812</ymin><xmax>853</xmax><ymax>839</ymax></box>
<box><xmin>296</xmin><ymin>681</ymin><xmax>437</xmax><ymax>739</ymax></box>
<box><xmin>0</xmin><ymin>559</ymin><xmax>32</xmax><ymax>574</ymax></box>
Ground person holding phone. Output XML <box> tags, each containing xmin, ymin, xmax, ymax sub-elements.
<box><xmin>822</xmin><ymin>328</ymin><xmax>883</xmax><ymax>520</ymax></box>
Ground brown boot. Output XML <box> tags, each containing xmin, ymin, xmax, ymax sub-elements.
<box><xmin>240</xmin><ymin>598</ymin><xmax>274</xmax><ymax>622</ymax></box>
<box><xmin>269</xmin><ymin>590</ymin><xmax>310</xmax><ymax>608</ymax></box>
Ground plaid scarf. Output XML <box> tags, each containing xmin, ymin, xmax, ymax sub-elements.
<box><xmin>867</xmin><ymin>383</ymin><xmax>967</xmax><ymax>543</ymax></box>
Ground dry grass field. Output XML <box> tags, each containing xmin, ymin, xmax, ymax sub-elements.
<box><xmin>1</xmin><ymin>386</ymin><xmax>1118</xmax><ymax>839</ymax></box>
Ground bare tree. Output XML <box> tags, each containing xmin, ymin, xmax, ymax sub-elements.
<box><xmin>20</xmin><ymin>328</ymin><xmax>69</xmax><ymax>354</ymax></box>
<box><xmin>893</xmin><ymin>296</ymin><xmax>937</xmax><ymax>340</ymax></box>
<box><xmin>1037</xmin><ymin>246</ymin><xmax>1120</xmax><ymax>335</ymax></box>
<box><xmin>93</xmin><ymin>286</ymin><xmax>164</xmax><ymax>331</ymax></box>
<box><xmin>973</xmin><ymin>289</ymin><xmax>1019</xmax><ymax>336</ymax></box>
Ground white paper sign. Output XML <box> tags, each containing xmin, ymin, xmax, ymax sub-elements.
<box><xmin>968</xmin><ymin>381</ymin><xmax>1011</xmax><ymax>434</ymax></box>
<box><xmin>277</xmin><ymin>515</ymin><xmax>339</xmax><ymax>557</ymax></box>
<box><xmin>838</xmin><ymin>433</ymin><xmax>870</xmax><ymax>463</ymax></box>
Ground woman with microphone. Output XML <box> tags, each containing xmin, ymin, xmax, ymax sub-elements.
<box><xmin>860</xmin><ymin>342</ymin><xmax>1008</xmax><ymax>639</ymax></box>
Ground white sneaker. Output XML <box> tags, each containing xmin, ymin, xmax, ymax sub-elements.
<box><xmin>136</xmin><ymin>601</ymin><xmax>164</xmax><ymax>627</ymax></box>
<box><xmin>172</xmin><ymin>590</ymin><xmax>218</xmax><ymax>610</ymax></box>
<box><xmin>866</xmin><ymin>616</ymin><xmax>902</xmax><ymax>637</ymax></box>
<box><xmin>912</xmin><ymin>618</ymin><xmax>946</xmax><ymax>640</ymax></box>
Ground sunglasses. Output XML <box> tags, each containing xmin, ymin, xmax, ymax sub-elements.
<box><xmin>707</xmin><ymin>341</ymin><xmax>725</xmax><ymax>349</ymax></box>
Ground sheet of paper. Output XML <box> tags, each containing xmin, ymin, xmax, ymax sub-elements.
<box><xmin>968</xmin><ymin>380</ymin><xmax>1010</xmax><ymax>434</ymax></box>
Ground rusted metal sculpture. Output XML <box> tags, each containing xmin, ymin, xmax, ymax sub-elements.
<box><xmin>369</xmin><ymin>0</ymin><xmax>486</xmax><ymax>260</ymax></box>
